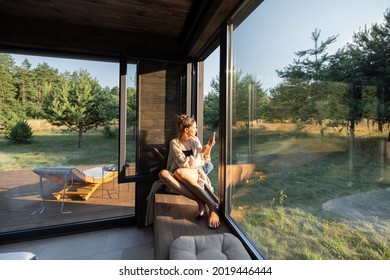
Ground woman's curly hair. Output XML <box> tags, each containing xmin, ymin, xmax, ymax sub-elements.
<box><xmin>176</xmin><ymin>114</ymin><xmax>195</xmax><ymax>137</ymax></box>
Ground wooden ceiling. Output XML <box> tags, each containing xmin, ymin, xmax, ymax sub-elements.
<box><xmin>0</xmin><ymin>0</ymin><xmax>242</xmax><ymax>62</ymax></box>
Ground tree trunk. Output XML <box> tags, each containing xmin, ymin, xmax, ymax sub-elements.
<box><xmin>378</xmin><ymin>121</ymin><xmax>383</xmax><ymax>133</ymax></box>
<box><xmin>349</xmin><ymin>120</ymin><xmax>355</xmax><ymax>149</ymax></box>
<box><xmin>78</xmin><ymin>130</ymin><xmax>83</xmax><ymax>148</ymax></box>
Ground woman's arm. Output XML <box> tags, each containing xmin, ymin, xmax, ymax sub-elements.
<box><xmin>201</xmin><ymin>132</ymin><xmax>216</xmax><ymax>158</ymax></box>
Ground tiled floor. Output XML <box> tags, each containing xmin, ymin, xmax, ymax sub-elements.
<box><xmin>0</xmin><ymin>226</ymin><xmax>154</xmax><ymax>260</ymax></box>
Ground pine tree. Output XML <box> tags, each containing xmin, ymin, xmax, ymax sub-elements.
<box><xmin>0</xmin><ymin>54</ymin><xmax>21</xmax><ymax>129</ymax></box>
<box><xmin>43</xmin><ymin>70</ymin><xmax>117</xmax><ymax>148</ymax></box>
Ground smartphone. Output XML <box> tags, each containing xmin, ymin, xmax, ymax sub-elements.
<box><xmin>209</xmin><ymin>132</ymin><xmax>216</xmax><ymax>145</ymax></box>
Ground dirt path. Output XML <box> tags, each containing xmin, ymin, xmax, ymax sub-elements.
<box><xmin>322</xmin><ymin>187</ymin><xmax>390</xmax><ymax>238</ymax></box>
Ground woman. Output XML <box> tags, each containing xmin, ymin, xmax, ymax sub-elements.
<box><xmin>158</xmin><ymin>114</ymin><xmax>219</xmax><ymax>228</ymax></box>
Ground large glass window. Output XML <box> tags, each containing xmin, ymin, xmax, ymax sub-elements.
<box><xmin>226</xmin><ymin>0</ymin><xmax>390</xmax><ymax>259</ymax></box>
<box><xmin>204</xmin><ymin>47</ymin><xmax>220</xmax><ymax>190</ymax></box>
<box><xmin>0</xmin><ymin>53</ymin><xmax>136</xmax><ymax>234</ymax></box>
<box><xmin>124</xmin><ymin>63</ymin><xmax>137</xmax><ymax>177</ymax></box>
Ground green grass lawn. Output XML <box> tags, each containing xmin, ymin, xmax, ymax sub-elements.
<box><xmin>230</xmin><ymin>128</ymin><xmax>390</xmax><ymax>259</ymax></box>
<box><xmin>0</xmin><ymin>131</ymin><xmax>135</xmax><ymax>172</ymax></box>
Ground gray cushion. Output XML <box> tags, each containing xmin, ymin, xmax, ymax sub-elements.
<box><xmin>0</xmin><ymin>251</ymin><xmax>38</xmax><ymax>260</ymax></box>
<box><xmin>169</xmin><ymin>233</ymin><xmax>251</xmax><ymax>260</ymax></box>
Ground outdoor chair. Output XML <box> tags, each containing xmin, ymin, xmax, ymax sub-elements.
<box><xmin>31</xmin><ymin>166</ymin><xmax>118</xmax><ymax>214</ymax></box>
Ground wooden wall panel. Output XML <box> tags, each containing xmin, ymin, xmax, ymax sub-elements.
<box><xmin>138</xmin><ymin>61</ymin><xmax>187</xmax><ymax>151</ymax></box>
<box><xmin>136</xmin><ymin>60</ymin><xmax>187</xmax><ymax>227</ymax></box>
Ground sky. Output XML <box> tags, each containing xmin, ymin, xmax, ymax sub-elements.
<box><xmin>10</xmin><ymin>0</ymin><xmax>390</xmax><ymax>94</ymax></box>
<box><xmin>11</xmin><ymin>55</ymin><xmax>118</xmax><ymax>88</ymax></box>
<box><xmin>204</xmin><ymin>0</ymin><xmax>389</xmax><ymax>94</ymax></box>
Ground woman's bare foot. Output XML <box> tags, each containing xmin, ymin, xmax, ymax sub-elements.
<box><xmin>208</xmin><ymin>210</ymin><xmax>220</xmax><ymax>228</ymax></box>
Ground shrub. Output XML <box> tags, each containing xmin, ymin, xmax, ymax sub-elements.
<box><xmin>102</xmin><ymin>125</ymin><xmax>119</xmax><ymax>138</ymax></box>
<box><xmin>5</xmin><ymin>120</ymin><xmax>34</xmax><ymax>144</ymax></box>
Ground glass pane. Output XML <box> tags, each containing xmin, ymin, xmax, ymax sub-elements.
<box><xmin>227</xmin><ymin>0</ymin><xmax>390</xmax><ymax>259</ymax></box>
<box><xmin>0</xmin><ymin>53</ymin><xmax>135</xmax><ymax>234</ymax></box>
<box><xmin>125</xmin><ymin>63</ymin><xmax>137</xmax><ymax>176</ymax></box>
<box><xmin>204</xmin><ymin>47</ymin><xmax>220</xmax><ymax>190</ymax></box>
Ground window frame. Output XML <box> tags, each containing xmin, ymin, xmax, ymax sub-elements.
<box><xmin>219</xmin><ymin>0</ymin><xmax>267</xmax><ymax>260</ymax></box>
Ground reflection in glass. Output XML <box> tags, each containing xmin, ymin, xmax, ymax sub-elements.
<box><xmin>204</xmin><ymin>47</ymin><xmax>220</xmax><ymax>190</ymax></box>
<box><xmin>125</xmin><ymin>64</ymin><xmax>137</xmax><ymax>177</ymax></box>
<box><xmin>227</xmin><ymin>1</ymin><xmax>390</xmax><ymax>259</ymax></box>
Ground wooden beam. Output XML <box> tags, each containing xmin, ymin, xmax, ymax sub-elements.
<box><xmin>0</xmin><ymin>15</ymin><xmax>187</xmax><ymax>61</ymax></box>
<box><xmin>181</xmin><ymin>0</ymin><xmax>242</xmax><ymax>59</ymax></box>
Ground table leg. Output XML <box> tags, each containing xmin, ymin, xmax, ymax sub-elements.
<box><xmin>30</xmin><ymin>175</ymin><xmax>46</xmax><ymax>215</ymax></box>
<box><xmin>60</xmin><ymin>173</ymin><xmax>71</xmax><ymax>214</ymax></box>
<box><xmin>102</xmin><ymin>168</ymin><xmax>104</xmax><ymax>197</ymax></box>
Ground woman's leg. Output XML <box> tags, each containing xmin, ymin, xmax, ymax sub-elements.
<box><xmin>174</xmin><ymin>168</ymin><xmax>220</xmax><ymax>228</ymax></box>
<box><xmin>159</xmin><ymin>169</ymin><xmax>207</xmax><ymax>217</ymax></box>
<box><xmin>159</xmin><ymin>170</ymin><xmax>206</xmax><ymax>216</ymax></box>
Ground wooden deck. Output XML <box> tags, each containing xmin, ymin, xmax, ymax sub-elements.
<box><xmin>154</xmin><ymin>193</ymin><xmax>231</xmax><ymax>260</ymax></box>
<box><xmin>0</xmin><ymin>167</ymin><xmax>135</xmax><ymax>234</ymax></box>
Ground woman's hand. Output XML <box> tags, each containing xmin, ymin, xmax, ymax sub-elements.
<box><xmin>207</xmin><ymin>132</ymin><xmax>216</xmax><ymax>147</ymax></box>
